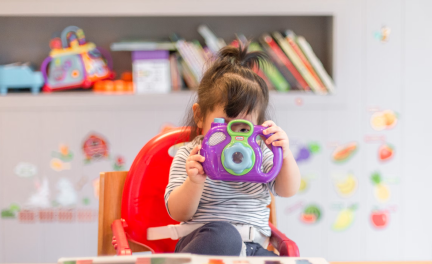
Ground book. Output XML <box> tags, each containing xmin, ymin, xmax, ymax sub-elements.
<box><xmin>110</xmin><ymin>40</ymin><xmax>176</xmax><ymax>51</ymax></box>
<box><xmin>228</xmin><ymin>39</ymin><xmax>274</xmax><ymax>91</ymax></box>
<box><xmin>170</xmin><ymin>54</ymin><xmax>182</xmax><ymax>91</ymax></box>
<box><xmin>261</xmin><ymin>34</ymin><xmax>310</xmax><ymax>91</ymax></box>
<box><xmin>294</xmin><ymin>34</ymin><xmax>335</xmax><ymax>93</ymax></box>
<box><xmin>176</xmin><ymin>55</ymin><xmax>186</xmax><ymax>89</ymax></box>
<box><xmin>259</xmin><ymin>35</ymin><xmax>305</xmax><ymax>90</ymax></box>
<box><xmin>132</xmin><ymin>50</ymin><xmax>171</xmax><ymax>94</ymax></box>
<box><xmin>191</xmin><ymin>40</ymin><xmax>208</xmax><ymax>72</ymax></box>
<box><xmin>255</xmin><ymin>66</ymin><xmax>275</xmax><ymax>91</ymax></box>
<box><xmin>176</xmin><ymin>40</ymin><xmax>205</xmax><ymax>82</ymax></box>
<box><xmin>198</xmin><ymin>25</ymin><xmax>226</xmax><ymax>54</ymax></box>
<box><xmin>202</xmin><ymin>46</ymin><xmax>214</xmax><ymax>61</ymax></box>
<box><xmin>285</xmin><ymin>30</ymin><xmax>328</xmax><ymax>94</ymax></box>
<box><xmin>248</xmin><ymin>42</ymin><xmax>290</xmax><ymax>92</ymax></box>
<box><xmin>273</xmin><ymin>31</ymin><xmax>325</xmax><ymax>94</ymax></box>
<box><xmin>179</xmin><ymin>58</ymin><xmax>199</xmax><ymax>89</ymax></box>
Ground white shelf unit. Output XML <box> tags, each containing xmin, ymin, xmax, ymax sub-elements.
<box><xmin>0</xmin><ymin>0</ymin><xmax>363</xmax><ymax>109</ymax></box>
<box><xmin>0</xmin><ymin>91</ymin><xmax>347</xmax><ymax>112</ymax></box>
<box><xmin>0</xmin><ymin>0</ymin><xmax>351</xmax><ymax>16</ymax></box>
<box><xmin>4</xmin><ymin>1</ymin><xmax>407</xmax><ymax>263</ymax></box>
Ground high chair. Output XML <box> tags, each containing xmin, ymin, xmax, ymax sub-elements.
<box><xmin>97</xmin><ymin>127</ymin><xmax>300</xmax><ymax>257</ymax></box>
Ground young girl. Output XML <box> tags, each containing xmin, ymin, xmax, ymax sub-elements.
<box><xmin>164</xmin><ymin>43</ymin><xmax>301</xmax><ymax>256</ymax></box>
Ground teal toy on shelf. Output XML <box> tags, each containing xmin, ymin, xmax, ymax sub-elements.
<box><xmin>0</xmin><ymin>63</ymin><xmax>44</xmax><ymax>95</ymax></box>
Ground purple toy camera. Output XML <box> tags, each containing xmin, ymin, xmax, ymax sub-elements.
<box><xmin>201</xmin><ymin>118</ymin><xmax>282</xmax><ymax>183</ymax></box>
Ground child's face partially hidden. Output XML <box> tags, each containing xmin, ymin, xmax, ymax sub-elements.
<box><xmin>193</xmin><ymin>103</ymin><xmax>258</xmax><ymax>136</ymax></box>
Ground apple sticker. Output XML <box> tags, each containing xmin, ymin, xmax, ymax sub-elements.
<box><xmin>371</xmin><ymin>209</ymin><xmax>389</xmax><ymax>229</ymax></box>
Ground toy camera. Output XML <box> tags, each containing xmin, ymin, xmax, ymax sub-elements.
<box><xmin>41</xmin><ymin>26</ymin><xmax>114</xmax><ymax>92</ymax></box>
<box><xmin>201</xmin><ymin>118</ymin><xmax>282</xmax><ymax>183</ymax></box>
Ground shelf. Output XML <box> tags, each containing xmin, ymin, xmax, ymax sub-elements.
<box><xmin>0</xmin><ymin>91</ymin><xmax>346</xmax><ymax>112</ymax></box>
<box><xmin>0</xmin><ymin>1</ymin><xmax>341</xmax><ymax>16</ymax></box>
<box><xmin>0</xmin><ymin>16</ymin><xmax>333</xmax><ymax>79</ymax></box>
<box><xmin>0</xmin><ymin>1</ymin><xmax>364</xmax><ymax>110</ymax></box>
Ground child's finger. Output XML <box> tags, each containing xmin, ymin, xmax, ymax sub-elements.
<box><xmin>262</xmin><ymin>120</ymin><xmax>276</xmax><ymax>127</ymax></box>
<box><xmin>188</xmin><ymin>167</ymin><xmax>199</xmax><ymax>177</ymax></box>
<box><xmin>265</xmin><ymin>133</ymin><xmax>285</xmax><ymax>145</ymax></box>
<box><xmin>187</xmin><ymin>161</ymin><xmax>203</xmax><ymax>172</ymax></box>
<box><xmin>188</xmin><ymin>154</ymin><xmax>205</xmax><ymax>163</ymax></box>
<box><xmin>263</xmin><ymin>126</ymin><xmax>281</xmax><ymax>135</ymax></box>
<box><xmin>189</xmin><ymin>145</ymin><xmax>201</xmax><ymax>156</ymax></box>
<box><xmin>188</xmin><ymin>161</ymin><xmax>205</xmax><ymax>175</ymax></box>
<box><xmin>272</xmin><ymin>140</ymin><xmax>287</xmax><ymax>147</ymax></box>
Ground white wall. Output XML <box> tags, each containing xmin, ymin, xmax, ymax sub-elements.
<box><xmin>277</xmin><ymin>1</ymin><xmax>432</xmax><ymax>261</ymax></box>
<box><xmin>0</xmin><ymin>0</ymin><xmax>432</xmax><ymax>262</ymax></box>
<box><xmin>402</xmin><ymin>0</ymin><xmax>432</xmax><ymax>259</ymax></box>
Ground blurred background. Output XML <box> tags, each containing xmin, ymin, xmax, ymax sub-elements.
<box><xmin>0</xmin><ymin>0</ymin><xmax>431</xmax><ymax>263</ymax></box>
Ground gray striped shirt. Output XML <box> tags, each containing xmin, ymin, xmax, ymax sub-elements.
<box><xmin>164</xmin><ymin>137</ymin><xmax>277</xmax><ymax>236</ymax></box>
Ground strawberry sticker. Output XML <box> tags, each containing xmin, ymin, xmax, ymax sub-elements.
<box><xmin>378</xmin><ymin>144</ymin><xmax>394</xmax><ymax>162</ymax></box>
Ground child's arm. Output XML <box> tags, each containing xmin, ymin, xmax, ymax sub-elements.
<box><xmin>262</xmin><ymin>121</ymin><xmax>301</xmax><ymax>197</ymax></box>
<box><xmin>273</xmin><ymin>148</ymin><xmax>301</xmax><ymax>197</ymax></box>
<box><xmin>167</xmin><ymin>145</ymin><xmax>207</xmax><ymax>222</ymax></box>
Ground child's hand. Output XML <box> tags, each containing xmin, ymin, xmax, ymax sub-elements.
<box><xmin>262</xmin><ymin>120</ymin><xmax>291</xmax><ymax>159</ymax></box>
<box><xmin>186</xmin><ymin>145</ymin><xmax>207</xmax><ymax>184</ymax></box>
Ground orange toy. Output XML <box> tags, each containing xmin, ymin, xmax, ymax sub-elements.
<box><xmin>94</xmin><ymin>72</ymin><xmax>134</xmax><ymax>94</ymax></box>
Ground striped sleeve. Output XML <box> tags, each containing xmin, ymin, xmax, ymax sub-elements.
<box><xmin>261</xmin><ymin>141</ymin><xmax>279</xmax><ymax>197</ymax></box>
<box><xmin>164</xmin><ymin>143</ymin><xmax>192</xmax><ymax>217</ymax></box>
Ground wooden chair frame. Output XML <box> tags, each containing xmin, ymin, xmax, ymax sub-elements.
<box><xmin>98</xmin><ymin>171</ymin><xmax>279</xmax><ymax>256</ymax></box>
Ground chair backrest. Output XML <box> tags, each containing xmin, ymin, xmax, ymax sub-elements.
<box><xmin>120</xmin><ymin>127</ymin><xmax>191</xmax><ymax>253</ymax></box>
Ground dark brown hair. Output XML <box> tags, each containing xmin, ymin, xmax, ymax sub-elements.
<box><xmin>183</xmin><ymin>42</ymin><xmax>271</xmax><ymax>139</ymax></box>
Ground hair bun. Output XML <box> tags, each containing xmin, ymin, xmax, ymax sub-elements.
<box><xmin>217</xmin><ymin>41</ymin><xmax>268</xmax><ymax>70</ymax></box>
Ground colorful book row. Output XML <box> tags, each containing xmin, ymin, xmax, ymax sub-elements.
<box><xmin>172</xmin><ymin>27</ymin><xmax>334</xmax><ymax>94</ymax></box>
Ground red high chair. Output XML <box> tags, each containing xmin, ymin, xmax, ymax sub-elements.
<box><xmin>97</xmin><ymin>127</ymin><xmax>299</xmax><ymax>257</ymax></box>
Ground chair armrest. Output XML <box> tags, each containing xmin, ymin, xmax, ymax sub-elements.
<box><xmin>111</xmin><ymin>219</ymin><xmax>132</xmax><ymax>255</ymax></box>
<box><xmin>269</xmin><ymin>222</ymin><xmax>300</xmax><ymax>257</ymax></box>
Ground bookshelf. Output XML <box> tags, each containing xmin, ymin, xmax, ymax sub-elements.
<box><xmin>0</xmin><ymin>0</ymin><xmax>363</xmax><ymax>102</ymax></box>
<box><xmin>0</xmin><ymin>15</ymin><xmax>339</xmax><ymax>101</ymax></box>
<box><xmin>0</xmin><ymin>16</ymin><xmax>333</xmax><ymax>80</ymax></box>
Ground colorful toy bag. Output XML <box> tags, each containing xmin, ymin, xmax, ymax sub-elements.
<box><xmin>41</xmin><ymin>26</ymin><xmax>114</xmax><ymax>92</ymax></box>
<box><xmin>201</xmin><ymin>118</ymin><xmax>283</xmax><ymax>183</ymax></box>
